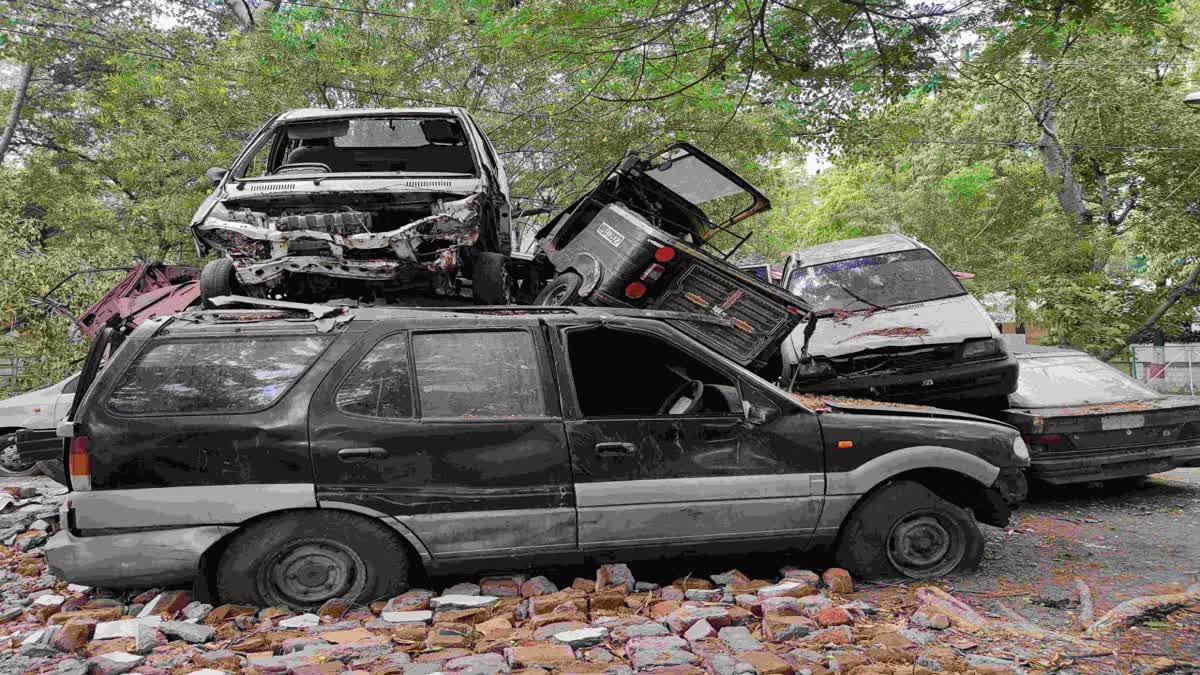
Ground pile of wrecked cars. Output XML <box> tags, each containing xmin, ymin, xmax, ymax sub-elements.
<box><xmin>7</xmin><ymin>105</ymin><xmax>1192</xmax><ymax>606</ymax></box>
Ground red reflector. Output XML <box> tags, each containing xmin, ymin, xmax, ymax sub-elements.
<box><xmin>624</xmin><ymin>281</ymin><xmax>647</xmax><ymax>299</ymax></box>
<box><xmin>68</xmin><ymin>437</ymin><xmax>90</xmax><ymax>476</ymax></box>
<box><xmin>787</xmin><ymin>307</ymin><xmax>802</xmax><ymax>315</ymax></box>
<box><xmin>1028</xmin><ymin>433</ymin><xmax>1063</xmax><ymax>446</ymax></box>
<box><xmin>655</xmin><ymin>247</ymin><xmax>676</xmax><ymax>263</ymax></box>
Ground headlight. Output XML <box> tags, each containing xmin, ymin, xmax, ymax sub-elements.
<box><xmin>1011</xmin><ymin>436</ymin><xmax>1030</xmax><ymax>461</ymax></box>
<box><xmin>963</xmin><ymin>338</ymin><xmax>1000</xmax><ymax>359</ymax></box>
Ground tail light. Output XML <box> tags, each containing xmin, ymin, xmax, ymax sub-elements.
<box><xmin>624</xmin><ymin>281</ymin><xmax>647</xmax><ymax>299</ymax></box>
<box><xmin>1024</xmin><ymin>433</ymin><xmax>1070</xmax><ymax>455</ymax></box>
<box><xmin>68</xmin><ymin>436</ymin><xmax>92</xmax><ymax>491</ymax></box>
<box><xmin>654</xmin><ymin>246</ymin><xmax>676</xmax><ymax>263</ymax></box>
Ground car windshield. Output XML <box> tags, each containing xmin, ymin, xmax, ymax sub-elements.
<box><xmin>1009</xmin><ymin>354</ymin><xmax>1164</xmax><ymax>408</ymax></box>
<box><xmin>787</xmin><ymin>248</ymin><xmax>965</xmax><ymax>311</ymax></box>
<box><xmin>244</xmin><ymin>116</ymin><xmax>477</xmax><ymax>177</ymax></box>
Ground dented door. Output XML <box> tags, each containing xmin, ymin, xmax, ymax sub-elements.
<box><xmin>308</xmin><ymin>321</ymin><xmax>577</xmax><ymax>563</ymax></box>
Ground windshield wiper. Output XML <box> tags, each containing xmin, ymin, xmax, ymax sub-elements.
<box><xmin>836</xmin><ymin>284</ymin><xmax>890</xmax><ymax>311</ymax></box>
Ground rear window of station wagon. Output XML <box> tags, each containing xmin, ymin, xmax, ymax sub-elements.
<box><xmin>108</xmin><ymin>336</ymin><xmax>331</xmax><ymax>414</ymax></box>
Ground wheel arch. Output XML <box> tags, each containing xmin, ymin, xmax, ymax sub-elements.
<box><xmin>194</xmin><ymin>506</ymin><xmax>429</xmax><ymax>603</ymax></box>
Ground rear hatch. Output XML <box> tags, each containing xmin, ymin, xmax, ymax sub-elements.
<box><xmin>650</xmin><ymin>247</ymin><xmax>807</xmax><ymax>369</ymax></box>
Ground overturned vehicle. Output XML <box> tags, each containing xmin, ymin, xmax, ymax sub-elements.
<box><xmin>190</xmin><ymin>108</ymin><xmax>514</xmax><ymax>304</ymax></box>
<box><xmin>529</xmin><ymin>143</ymin><xmax>809</xmax><ymax>373</ymax></box>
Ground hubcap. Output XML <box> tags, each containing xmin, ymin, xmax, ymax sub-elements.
<box><xmin>886</xmin><ymin>510</ymin><xmax>963</xmax><ymax>578</ymax></box>
<box><xmin>260</xmin><ymin>539</ymin><xmax>367</xmax><ymax>608</ymax></box>
<box><xmin>0</xmin><ymin>443</ymin><xmax>35</xmax><ymax>473</ymax></box>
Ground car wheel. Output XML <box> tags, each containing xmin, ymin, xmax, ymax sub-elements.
<box><xmin>834</xmin><ymin>479</ymin><xmax>984</xmax><ymax>579</ymax></box>
<box><xmin>37</xmin><ymin>460</ymin><xmax>67</xmax><ymax>486</ymax></box>
<box><xmin>534</xmin><ymin>272</ymin><xmax>583</xmax><ymax>306</ymax></box>
<box><xmin>472</xmin><ymin>252</ymin><xmax>511</xmax><ymax>305</ymax></box>
<box><xmin>0</xmin><ymin>436</ymin><xmax>40</xmax><ymax>477</ymax></box>
<box><xmin>200</xmin><ymin>258</ymin><xmax>239</xmax><ymax>307</ymax></box>
<box><xmin>216</xmin><ymin>510</ymin><xmax>411</xmax><ymax>610</ymax></box>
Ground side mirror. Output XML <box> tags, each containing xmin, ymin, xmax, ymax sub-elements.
<box><xmin>205</xmin><ymin>166</ymin><xmax>229</xmax><ymax>188</ymax></box>
<box><xmin>745</xmin><ymin>403</ymin><xmax>779</xmax><ymax>425</ymax></box>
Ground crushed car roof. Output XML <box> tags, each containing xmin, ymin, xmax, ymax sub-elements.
<box><xmin>788</xmin><ymin>233</ymin><xmax>924</xmax><ymax>267</ymax></box>
<box><xmin>274</xmin><ymin>108</ymin><xmax>468</xmax><ymax>122</ymax></box>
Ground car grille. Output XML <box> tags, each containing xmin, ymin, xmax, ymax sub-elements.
<box><xmin>827</xmin><ymin>343</ymin><xmax>960</xmax><ymax>377</ymax></box>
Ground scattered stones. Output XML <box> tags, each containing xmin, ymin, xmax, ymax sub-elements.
<box><xmin>664</xmin><ymin>606</ymin><xmax>731</xmax><ymax>634</ymax></box>
<box><xmin>821</xmin><ymin>568</ymin><xmax>854</xmax><ymax>594</ymax></box>
<box><xmin>432</xmin><ymin>594</ymin><xmax>500</xmax><ymax>610</ymax></box>
<box><xmin>815</xmin><ymin>607</ymin><xmax>853</xmax><ymax>627</ymax></box>
<box><xmin>444</xmin><ymin>582</ymin><xmax>482</xmax><ymax>596</ymax></box>
<box><xmin>85</xmin><ymin>651</ymin><xmax>144</xmax><ymax>675</ymax></box>
<box><xmin>683</xmin><ymin>619</ymin><xmax>716</xmax><ymax>642</ymax></box>
<box><xmin>552</xmin><ymin>626</ymin><xmax>608</xmax><ymax>648</ymax></box>
<box><xmin>595</xmin><ymin>563</ymin><xmax>635</xmax><ymax>593</ymax></box>
<box><xmin>482</xmin><ymin>575</ymin><xmax>525</xmax><ymax>597</ymax></box>
<box><xmin>508</xmin><ymin>642</ymin><xmax>577</xmax><ymax>668</ymax></box>
<box><xmin>521</xmin><ymin>576</ymin><xmax>558</xmax><ymax>597</ymax></box>
<box><xmin>625</xmin><ymin>635</ymin><xmax>698</xmax><ymax>670</ymax></box>
<box><xmin>757</xmin><ymin>581</ymin><xmax>818</xmax><ymax>600</ymax></box>
<box><xmin>718</xmin><ymin>625</ymin><xmax>764</xmax><ymax>653</ymax></box>
<box><xmin>158</xmin><ymin>619</ymin><xmax>215</xmax><ymax>643</ymax></box>
<box><xmin>278</xmin><ymin>612</ymin><xmax>321</xmax><ymax>628</ymax></box>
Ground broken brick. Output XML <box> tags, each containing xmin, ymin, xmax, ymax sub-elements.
<box><xmin>815</xmin><ymin>607</ymin><xmax>853</xmax><ymax>627</ymax></box>
<box><xmin>595</xmin><ymin>564</ymin><xmax>635</xmax><ymax>594</ymax></box>
<box><xmin>821</xmin><ymin>568</ymin><xmax>854</xmax><ymax>595</ymax></box>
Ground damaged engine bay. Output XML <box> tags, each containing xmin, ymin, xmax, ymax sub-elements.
<box><xmin>194</xmin><ymin>190</ymin><xmax>487</xmax><ymax>302</ymax></box>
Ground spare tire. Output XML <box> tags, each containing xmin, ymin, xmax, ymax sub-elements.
<box><xmin>472</xmin><ymin>252</ymin><xmax>511</xmax><ymax>305</ymax></box>
<box><xmin>199</xmin><ymin>258</ymin><xmax>239</xmax><ymax>307</ymax></box>
<box><xmin>534</xmin><ymin>272</ymin><xmax>583</xmax><ymax>306</ymax></box>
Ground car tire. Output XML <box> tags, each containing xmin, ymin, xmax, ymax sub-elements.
<box><xmin>37</xmin><ymin>460</ymin><xmax>67</xmax><ymax>486</ymax></box>
<box><xmin>834</xmin><ymin>479</ymin><xmax>984</xmax><ymax>579</ymax></box>
<box><xmin>199</xmin><ymin>258</ymin><xmax>239</xmax><ymax>307</ymax></box>
<box><xmin>472</xmin><ymin>252</ymin><xmax>511</xmax><ymax>305</ymax></box>
<box><xmin>216</xmin><ymin>510</ymin><xmax>411</xmax><ymax>610</ymax></box>
<box><xmin>534</xmin><ymin>272</ymin><xmax>583</xmax><ymax>306</ymax></box>
<box><xmin>0</xmin><ymin>435</ymin><xmax>40</xmax><ymax>477</ymax></box>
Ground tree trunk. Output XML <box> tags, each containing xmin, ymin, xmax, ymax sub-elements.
<box><xmin>1100</xmin><ymin>261</ymin><xmax>1200</xmax><ymax>361</ymax></box>
<box><xmin>0</xmin><ymin>63</ymin><xmax>34</xmax><ymax>164</ymax></box>
<box><xmin>1035</xmin><ymin>91</ymin><xmax>1092</xmax><ymax>227</ymax></box>
<box><xmin>227</xmin><ymin>0</ymin><xmax>254</xmax><ymax>29</ymax></box>
<box><xmin>252</xmin><ymin>0</ymin><xmax>281</xmax><ymax>26</ymax></box>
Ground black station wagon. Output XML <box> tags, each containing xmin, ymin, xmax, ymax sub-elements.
<box><xmin>47</xmin><ymin>300</ymin><xmax>1029</xmax><ymax>609</ymax></box>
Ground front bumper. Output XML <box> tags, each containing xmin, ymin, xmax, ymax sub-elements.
<box><xmin>44</xmin><ymin>526</ymin><xmax>235</xmax><ymax>589</ymax></box>
<box><xmin>796</xmin><ymin>352</ymin><xmax>1018</xmax><ymax>403</ymax></box>
<box><xmin>1031</xmin><ymin>443</ymin><xmax>1200</xmax><ymax>484</ymax></box>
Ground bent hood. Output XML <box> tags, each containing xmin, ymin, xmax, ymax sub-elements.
<box><xmin>798</xmin><ymin>295</ymin><xmax>997</xmax><ymax>359</ymax></box>
<box><xmin>790</xmin><ymin>392</ymin><xmax>1013</xmax><ymax>428</ymax></box>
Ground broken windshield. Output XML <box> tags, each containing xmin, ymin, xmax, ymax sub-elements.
<box><xmin>788</xmin><ymin>248</ymin><xmax>965</xmax><ymax>312</ymax></box>
<box><xmin>243</xmin><ymin>116</ymin><xmax>477</xmax><ymax>177</ymax></box>
<box><xmin>1009</xmin><ymin>354</ymin><xmax>1163</xmax><ymax>408</ymax></box>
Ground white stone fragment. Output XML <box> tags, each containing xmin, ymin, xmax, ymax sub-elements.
<box><xmin>430</xmin><ymin>594</ymin><xmax>498</xmax><ymax>609</ymax></box>
<box><xmin>381</xmin><ymin>610</ymin><xmax>433</xmax><ymax>624</ymax></box>
<box><xmin>92</xmin><ymin>617</ymin><xmax>162</xmax><ymax>640</ymax></box>
<box><xmin>278</xmin><ymin>613</ymin><xmax>320</xmax><ymax>628</ymax></box>
<box><xmin>32</xmin><ymin>594</ymin><xmax>65</xmax><ymax>606</ymax></box>
<box><xmin>66</xmin><ymin>584</ymin><xmax>91</xmax><ymax>593</ymax></box>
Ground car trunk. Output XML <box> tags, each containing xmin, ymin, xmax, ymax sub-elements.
<box><xmin>1006</xmin><ymin>397</ymin><xmax>1200</xmax><ymax>458</ymax></box>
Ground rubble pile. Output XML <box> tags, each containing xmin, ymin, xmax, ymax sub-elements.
<box><xmin>1</xmin><ymin>486</ymin><xmax>1195</xmax><ymax>674</ymax></box>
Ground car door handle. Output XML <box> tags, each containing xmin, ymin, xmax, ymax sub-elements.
<box><xmin>595</xmin><ymin>442</ymin><xmax>637</xmax><ymax>457</ymax></box>
<box><xmin>337</xmin><ymin>447</ymin><xmax>389</xmax><ymax>461</ymax></box>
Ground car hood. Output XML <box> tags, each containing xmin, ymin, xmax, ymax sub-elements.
<box><xmin>800</xmin><ymin>295</ymin><xmax>996</xmax><ymax>358</ymax></box>
<box><xmin>790</xmin><ymin>392</ymin><xmax>1013</xmax><ymax>428</ymax></box>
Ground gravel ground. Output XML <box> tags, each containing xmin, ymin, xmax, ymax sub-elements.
<box><xmin>2</xmin><ymin>469</ymin><xmax>1198</xmax><ymax>673</ymax></box>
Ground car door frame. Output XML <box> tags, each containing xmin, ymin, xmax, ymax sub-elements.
<box><xmin>547</xmin><ymin>317</ymin><xmax>825</xmax><ymax>556</ymax></box>
<box><xmin>308</xmin><ymin>315</ymin><xmax>581</xmax><ymax>573</ymax></box>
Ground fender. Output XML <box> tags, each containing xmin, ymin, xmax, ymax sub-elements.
<box><xmin>320</xmin><ymin>500</ymin><xmax>433</xmax><ymax>565</ymax></box>
<box><xmin>568</xmin><ymin>253</ymin><xmax>604</xmax><ymax>298</ymax></box>
<box><xmin>825</xmin><ymin>445</ymin><xmax>1000</xmax><ymax>495</ymax></box>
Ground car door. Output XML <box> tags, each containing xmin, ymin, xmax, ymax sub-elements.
<box><xmin>308</xmin><ymin>319</ymin><xmax>576</xmax><ymax>564</ymax></box>
<box><xmin>551</xmin><ymin>320</ymin><xmax>825</xmax><ymax>552</ymax></box>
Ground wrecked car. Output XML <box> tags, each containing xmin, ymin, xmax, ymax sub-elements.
<box><xmin>779</xmin><ymin>234</ymin><xmax>1017</xmax><ymax>404</ymax></box>
<box><xmin>0</xmin><ymin>372</ymin><xmax>77</xmax><ymax>477</ymax></box>
<box><xmin>34</xmin><ymin>262</ymin><xmax>200</xmax><ymax>341</ymax></box>
<box><xmin>190</xmin><ymin>108</ymin><xmax>513</xmax><ymax>304</ymax></box>
<box><xmin>531</xmin><ymin>143</ymin><xmax>807</xmax><ymax>372</ymax></box>
<box><xmin>47</xmin><ymin>298</ymin><xmax>1027</xmax><ymax>607</ymax></box>
<box><xmin>999</xmin><ymin>344</ymin><xmax>1200</xmax><ymax>484</ymax></box>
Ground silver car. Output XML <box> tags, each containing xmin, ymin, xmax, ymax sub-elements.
<box><xmin>0</xmin><ymin>373</ymin><xmax>76</xmax><ymax>476</ymax></box>
<box><xmin>190</xmin><ymin>108</ymin><xmax>514</xmax><ymax>305</ymax></box>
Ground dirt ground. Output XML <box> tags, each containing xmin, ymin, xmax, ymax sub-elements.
<box><xmin>3</xmin><ymin>468</ymin><xmax>1198</xmax><ymax>673</ymax></box>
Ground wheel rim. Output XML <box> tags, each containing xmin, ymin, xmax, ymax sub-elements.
<box><xmin>885</xmin><ymin>510</ymin><xmax>964</xmax><ymax>578</ymax></box>
<box><xmin>257</xmin><ymin>538</ymin><xmax>368</xmax><ymax>608</ymax></box>
<box><xmin>0</xmin><ymin>442</ymin><xmax>37</xmax><ymax>474</ymax></box>
<box><xmin>545</xmin><ymin>280</ymin><xmax>573</xmax><ymax>305</ymax></box>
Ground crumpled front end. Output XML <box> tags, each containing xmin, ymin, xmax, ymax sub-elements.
<box><xmin>193</xmin><ymin>193</ymin><xmax>484</xmax><ymax>291</ymax></box>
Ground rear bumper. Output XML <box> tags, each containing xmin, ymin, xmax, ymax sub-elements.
<box><xmin>1031</xmin><ymin>443</ymin><xmax>1200</xmax><ymax>484</ymax></box>
<box><xmin>798</xmin><ymin>353</ymin><xmax>1018</xmax><ymax>403</ymax></box>
<box><xmin>44</xmin><ymin>526</ymin><xmax>235</xmax><ymax>589</ymax></box>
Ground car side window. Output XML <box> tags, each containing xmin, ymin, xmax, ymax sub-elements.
<box><xmin>412</xmin><ymin>331</ymin><xmax>545</xmax><ymax>418</ymax></box>
<box><xmin>336</xmin><ymin>333</ymin><xmax>413</xmax><ymax>419</ymax></box>
<box><xmin>564</xmin><ymin>326</ymin><xmax>741</xmax><ymax>417</ymax></box>
<box><xmin>108</xmin><ymin>336</ymin><xmax>329</xmax><ymax>415</ymax></box>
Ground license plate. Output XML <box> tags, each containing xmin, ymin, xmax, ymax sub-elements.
<box><xmin>596</xmin><ymin>222</ymin><xmax>626</xmax><ymax>248</ymax></box>
<box><xmin>1101</xmin><ymin>414</ymin><xmax>1145</xmax><ymax>431</ymax></box>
